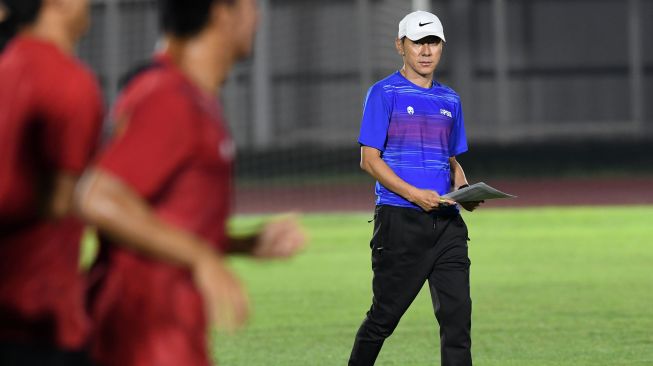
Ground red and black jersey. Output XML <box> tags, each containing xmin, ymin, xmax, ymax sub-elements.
<box><xmin>0</xmin><ymin>36</ymin><xmax>103</xmax><ymax>349</ymax></box>
<box><xmin>89</xmin><ymin>54</ymin><xmax>234</xmax><ymax>366</ymax></box>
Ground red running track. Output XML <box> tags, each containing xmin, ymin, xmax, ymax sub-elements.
<box><xmin>234</xmin><ymin>177</ymin><xmax>653</xmax><ymax>214</ymax></box>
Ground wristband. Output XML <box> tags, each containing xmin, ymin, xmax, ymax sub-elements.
<box><xmin>458</xmin><ymin>184</ymin><xmax>470</xmax><ymax>190</ymax></box>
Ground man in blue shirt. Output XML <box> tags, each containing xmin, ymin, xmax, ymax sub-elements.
<box><xmin>348</xmin><ymin>11</ymin><xmax>482</xmax><ymax>366</ymax></box>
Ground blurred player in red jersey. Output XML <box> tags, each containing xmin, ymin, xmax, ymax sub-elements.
<box><xmin>74</xmin><ymin>0</ymin><xmax>307</xmax><ymax>365</ymax></box>
<box><xmin>0</xmin><ymin>0</ymin><xmax>102</xmax><ymax>364</ymax></box>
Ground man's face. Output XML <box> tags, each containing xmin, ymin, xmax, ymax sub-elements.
<box><xmin>396</xmin><ymin>36</ymin><xmax>443</xmax><ymax>77</ymax></box>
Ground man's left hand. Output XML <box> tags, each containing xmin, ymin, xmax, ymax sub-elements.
<box><xmin>459</xmin><ymin>201</ymin><xmax>484</xmax><ymax>212</ymax></box>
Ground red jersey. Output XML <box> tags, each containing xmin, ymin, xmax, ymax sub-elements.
<box><xmin>0</xmin><ymin>37</ymin><xmax>103</xmax><ymax>348</ymax></box>
<box><xmin>89</xmin><ymin>55</ymin><xmax>234</xmax><ymax>366</ymax></box>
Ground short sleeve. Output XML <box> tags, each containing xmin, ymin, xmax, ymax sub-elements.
<box><xmin>97</xmin><ymin>89</ymin><xmax>195</xmax><ymax>199</ymax></box>
<box><xmin>46</xmin><ymin>72</ymin><xmax>103</xmax><ymax>174</ymax></box>
<box><xmin>357</xmin><ymin>84</ymin><xmax>392</xmax><ymax>152</ymax></box>
<box><xmin>448</xmin><ymin>99</ymin><xmax>468</xmax><ymax>157</ymax></box>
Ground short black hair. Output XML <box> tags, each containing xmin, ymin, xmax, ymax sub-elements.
<box><xmin>0</xmin><ymin>0</ymin><xmax>43</xmax><ymax>51</ymax></box>
<box><xmin>402</xmin><ymin>35</ymin><xmax>442</xmax><ymax>45</ymax></box>
<box><xmin>158</xmin><ymin>0</ymin><xmax>236</xmax><ymax>38</ymax></box>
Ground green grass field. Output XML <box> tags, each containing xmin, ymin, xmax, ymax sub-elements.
<box><xmin>214</xmin><ymin>206</ymin><xmax>653</xmax><ymax>366</ymax></box>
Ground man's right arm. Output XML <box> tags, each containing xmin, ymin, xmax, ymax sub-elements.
<box><xmin>360</xmin><ymin>146</ymin><xmax>454</xmax><ymax>211</ymax></box>
<box><xmin>74</xmin><ymin>168</ymin><xmax>249</xmax><ymax>331</ymax></box>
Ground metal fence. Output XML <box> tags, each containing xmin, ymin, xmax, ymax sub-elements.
<box><xmin>79</xmin><ymin>0</ymin><xmax>653</xmax><ymax>148</ymax></box>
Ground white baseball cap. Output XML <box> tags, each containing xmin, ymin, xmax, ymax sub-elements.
<box><xmin>398</xmin><ymin>11</ymin><xmax>446</xmax><ymax>42</ymax></box>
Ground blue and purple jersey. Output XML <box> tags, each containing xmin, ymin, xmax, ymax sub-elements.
<box><xmin>358</xmin><ymin>71</ymin><xmax>468</xmax><ymax>210</ymax></box>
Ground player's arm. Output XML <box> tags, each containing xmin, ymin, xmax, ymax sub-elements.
<box><xmin>75</xmin><ymin>168</ymin><xmax>248</xmax><ymax>330</ymax></box>
<box><xmin>44</xmin><ymin>75</ymin><xmax>103</xmax><ymax>220</ymax></box>
<box><xmin>360</xmin><ymin>146</ymin><xmax>454</xmax><ymax>211</ymax></box>
<box><xmin>45</xmin><ymin>173</ymin><xmax>78</xmax><ymax>219</ymax></box>
<box><xmin>227</xmin><ymin>214</ymin><xmax>307</xmax><ymax>258</ymax></box>
<box><xmin>76</xmin><ymin>168</ymin><xmax>215</xmax><ymax>266</ymax></box>
<box><xmin>449</xmin><ymin>156</ymin><xmax>483</xmax><ymax>212</ymax></box>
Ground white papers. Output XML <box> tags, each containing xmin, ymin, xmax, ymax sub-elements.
<box><xmin>443</xmin><ymin>182</ymin><xmax>516</xmax><ymax>202</ymax></box>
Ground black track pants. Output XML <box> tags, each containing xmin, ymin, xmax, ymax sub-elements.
<box><xmin>349</xmin><ymin>205</ymin><xmax>472</xmax><ymax>366</ymax></box>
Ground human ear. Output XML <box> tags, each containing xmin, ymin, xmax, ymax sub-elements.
<box><xmin>395</xmin><ymin>38</ymin><xmax>404</xmax><ymax>56</ymax></box>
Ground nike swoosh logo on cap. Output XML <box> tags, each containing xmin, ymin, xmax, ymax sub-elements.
<box><xmin>418</xmin><ymin>22</ymin><xmax>433</xmax><ymax>27</ymax></box>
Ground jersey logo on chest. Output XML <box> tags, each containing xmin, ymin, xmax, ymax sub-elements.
<box><xmin>440</xmin><ymin>108</ymin><xmax>452</xmax><ymax>118</ymax></box>
<box><xmin>406</xmin><ymin>106</ymin><xmax>415</xmax><ymax>115</ymax></box>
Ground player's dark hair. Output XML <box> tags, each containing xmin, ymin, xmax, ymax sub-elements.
<box><xmin>0</xmin><ymin>0</ymin><xmax>42</xmax><ymax>52</ymax></box>
<box><xmin>158</xmin><ymin>0</ymin><xmax>236</xmax><ymax>38</ymax></box>
<box><xmin>402</xmin><ymin>36</ymin><xmax>442</xmax><ymax>46</ymax></box>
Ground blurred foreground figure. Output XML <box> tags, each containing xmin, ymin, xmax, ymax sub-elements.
<box><xmin>0</xmin><ymin>0</ymin><xmax>102</xmax><ymax>364</ymax></box>
<box><xmin>75</xmin><ymin>0</ymin><xmax>306</xmax><ymax>365</ymax></box>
